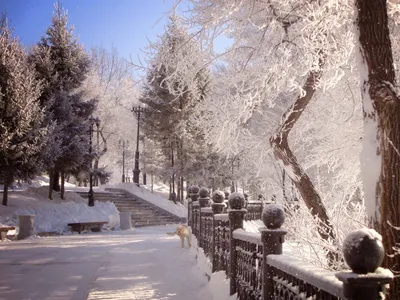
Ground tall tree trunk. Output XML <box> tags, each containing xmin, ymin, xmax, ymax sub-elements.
<box><xmin>169</xmin><ymin>179</ymin><xmax>172</xmax><ymax>200</ymax></box>
<box><xmin>181</xmin><ymin>176</ymin><xmax>184</xmax><ymax>204</ymax></box>
<box><xmin>355</xmin><ymin>1</ymin><xmax>400</xmax><ymax>297</ymax></box>
<box><xmin>48</xmin><ymin>170</ymin><xmax>54</xmax><ymax>200</ymax></box>
<box><xmin>177</xmin><ymin>179</ymin><xmax>181</xmax><ymax>203</ymax></box>
<box><xmin>52</xmin><ymin>171</ymin><xmax>60</xmax><ymax>192</ymax></box>
<box><xmin>94</xmin><ymin>159</ymin><xmax>99</xmax><ymax>186</ymax></box>
<box><xmin>2</xmin><ymin>170</ymin><xmax>13</xmax><ymax>206</ymax></box>
<box><xmin>151</xmin><ymin>173</ymin><xmax>154</xmax><ymax>193</ymax></box>
<box><xmin>179</xmin><ymin>139</ymin><xmax>184</xmax><ymax>203</ymax></box>
<box><xmin>60</xmin><ymin>172</ymin><xmax>65</xmax><ymax>200</ymax></box>
<box><xmin>270</xmin><ymin>58</ymin><xmax>338</xmax><ymax>264</ymax></box>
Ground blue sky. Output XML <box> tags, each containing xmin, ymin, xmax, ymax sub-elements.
<box><xmin>0</xmin><ymin>0</ymin><xmax>176</xmax><ymax>62</ymax></box>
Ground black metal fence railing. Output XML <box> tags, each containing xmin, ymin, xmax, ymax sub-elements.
<box><xmin>186</xmin><ymin>186</ymin><xmax>393</xmax><ymax>300</ymax></box>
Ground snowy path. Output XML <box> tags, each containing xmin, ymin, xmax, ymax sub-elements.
<box><xmin>0</xmin><ymin>226</ymin><xmax>212</xmax><ymax>300</ymax></box>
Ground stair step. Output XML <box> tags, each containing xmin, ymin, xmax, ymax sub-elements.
<box><xmin>75</xmin><ymin>189</ymin><xmax>184</xmax><ymax>228</ymax></box>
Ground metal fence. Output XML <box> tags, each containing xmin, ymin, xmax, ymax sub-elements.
<box><xmin>186</xmin><ymin>188</ymin><xmax>393</xmax><ymax>300</ymax></box>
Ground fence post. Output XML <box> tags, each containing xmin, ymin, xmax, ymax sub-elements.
<box><xmin>198</xmin><ymin>187</ymin><xmax>211</xmax><ymax>248</ymax></box>
<box><xmin>336</xmin><ymin>229</ymin><xmax>393</xmax><ymax>300</ymax></box>
<box><xmin>228</xmin><ymin>192</ymin><xmax>247</xmax><ymax>296</ymax></box>
<box><xmin>188</xmin><ymin>185</ymin><xmax>199</xmax><ymax>227</ymax></box>
<box><xmin>211</xmin><ymin>191</ymin><xmax>226</xmax><ymax>273</ymax></box>
<box><xmin>259</xmin><ymin>204</ymin><xmax>287</xmax><ymax>300</ymax></box>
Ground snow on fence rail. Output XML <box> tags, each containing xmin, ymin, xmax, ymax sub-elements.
<box><xmin>186</xmin><ymin>186</ymin><xmax>393</xmax><ymax>300</ymax></box>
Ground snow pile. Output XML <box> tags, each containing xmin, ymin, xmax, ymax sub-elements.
<box><xmin>109</xmin><ymin>182</ymin><xmax>187</xmax><ymax>218</ymax></box>
<box><xmin>208</xmin><ymin>271</ymin><xmax>237</xmax><ymax>300</ymax></box>
<box><xmin>0</xmin><ymin>185</ymin><xmax>120</xmax><ymax>234</ymax></box>
<box><xmin>190</xmin><ymin>237</ymin><xmax>212</xmax><ymax>277</ymax></box>
<box><xmin>189</xmin><ymin>232</ymin><xmax>238</xmax><ymax>299</ymax></box>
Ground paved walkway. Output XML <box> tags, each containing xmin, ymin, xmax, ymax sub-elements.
<box><xmin>0</xmin><ymin>226</ymin><xmax>212</xmax><ymax>300</ymax></box>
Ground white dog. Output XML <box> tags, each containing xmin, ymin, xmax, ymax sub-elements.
<box><xmin>167</xmin><ymin>224</ymin><xmax>192</xmax><ymax>248</ymax></box>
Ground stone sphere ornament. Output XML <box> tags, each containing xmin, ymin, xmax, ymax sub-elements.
<box><xmin>342</xmin><ymin>228</ymin><xmax>384</xmax><ymax>274</ymax></box>
<box><xmin>189</xmin><ymin>185</ymin><xmax>200</xmax><ymax>195</ymax></box>
<box><xmin>212</xmin><ymin>191</ymin><xmax>225</xmax><ymax>204</ymax></box>
<box><xmin>199</xmin><ymin>187</ymin><xmax>210</xmax><ymax>198</ymax></box>
<box><xmin>228</xmin><ymin>192</ymin><xmax>245</xmax><ymax>209</ymax></box>
<box><xmin>262</xmin><ymin>204</ymin><xmax>285</xmax><ymax>229</ymax></box>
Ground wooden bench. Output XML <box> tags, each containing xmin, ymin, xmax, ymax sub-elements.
<box><xmin>67</xmin><ymin>221</ymin><xmax>108</xmax><ymax>234</ymax></box>
<box><xmin>0</xmin><ymin>226</ymin><xmax>15</xmax><ymax>240</ymax></box>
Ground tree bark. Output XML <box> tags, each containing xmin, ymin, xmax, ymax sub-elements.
<box><xmin>270</xmin><ymin>59</ymin><xmax>338</xmax><ymax>264</ymax></box>
<box><xmin>52</xmin><ymin>171</ymin><xmax>60</xmax><ymax>192</ymax></box>
<box><xmin>2</xmin><ymin>170</ymin><xmax>12</xmax><ymax>206</ymax></box>
<box><xmin>181</xmin><ymin>176</ymin><xmax>184</xmax><ymax>204</ymax></box>
<box><xmin>94</xmin><ymin>159</ymin><xmax>99</xmax><ymax>186</ymax></box>
<box><xmin>177</xmin><ymin>179</ymin><xmax>181</xmax><ymax>203</ymax></box>
<box><xmin>60</xmin><ymin>172</ymin><xmax>65</xmax><ymax>200</ymax></box>
<box><xmin>48</xmin><ymin>170</ymin><xmax>53</xmax><ymax>200</ymax></box>
<box><xmin>355</xmin><ymin>1</ymin><xmax>400</xmax><ymax>297</ymax></box>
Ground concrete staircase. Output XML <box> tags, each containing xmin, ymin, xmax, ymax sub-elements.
<box><xmin>76</xmin><ymin>188</ymin><xmax>184</xmax><ymax>227</ymax></box>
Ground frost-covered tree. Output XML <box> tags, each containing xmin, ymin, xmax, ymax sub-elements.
<box><xmin>29</xmin><ymin>2</ymin><xmax>96</xmax><ymax>199</ymax></box>
<box><xmin>0</xmin><ymin>15</ymin><xmax>48</xmax><ymax>206</ymax></box>
<box><xmin>184</xmin><ymin>0</ymin><xmax>358</xmax><ymax>262</ymax></box>
<box><xmin>183</xmin><ymin>0</ymin><xmax>400</xmax><ymax>272</ymax></box>
<box><xmin>79</xmin><ymin>46</ymin><xmax>140</xmax><ymax>184</ymax></box>
<box><xmin>139</xmin><ymin>13</ymin><xmax>210</xmax><ymax>201</ymax></box>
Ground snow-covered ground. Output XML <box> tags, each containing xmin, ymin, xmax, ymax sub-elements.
<box><xmin>0</xmin><ymin>176</ymin><xmax>327</xmax><ymax>300</ymax></box>
<box><xmin>0</xmin><ymin>177</ymin><xmax>186</xmax><ymax>235</ymax></box>
<box><xmin>0</xmin><ymin>226</ymin><xmax>214</xmax><ymax>300</ymax></box>
<box><xmin>0</xmin><ymin>177</ymin><xmax>233</xmax><ymax>300</ymax></box>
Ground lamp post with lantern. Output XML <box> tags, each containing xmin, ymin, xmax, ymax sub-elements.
<box><xmin>88</xmin><ymin>116</ymin><xmax>100</xmax><ymax>207</ymax></box>
<box><xmin>132</xmin><ymin>105</ymin><xmax>145</xmax><ymax>186</ymax></box>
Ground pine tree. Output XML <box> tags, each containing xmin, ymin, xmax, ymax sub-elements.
<box><xmin>0</xmin><ymin>14</ymin><xmax>48</xmax><ymax>206</ymax></box>
<box><xmin>140</xmin><ymin>14</ymin><xmax>210</xmax><ymax>200</ymax></box>
<box><xmin>30</xmin><ymin>2</ymin><xmax>97</xmax><ymax>200</ymax></box>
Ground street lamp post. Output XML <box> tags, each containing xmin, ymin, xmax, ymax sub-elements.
<box><xmin>132</xmin><ymin>105</ymin><xmax>145</xmax><ymax>186</ymax></box>
<box><xmin>142</xmin><ymin>136</ymin><xmax>147</xmax><ymax>185</ymax></box>
<box><xmin>122</xmin><ymin>141</ymin><xmax>125</xmax><ymax>183</ymax></box>
<box><xmin>94</xmin><ymin>118</ymin><xmax>101</xmax><ymax>186</ymax></box>
<box><xmin>119</xmin><ymin>140</ymin><xmax>126</xmax><ymax>183</ymax></box>
<box><xmin>88</xmin><ymin>116</ymin><xmax>99</xmax><ymax>207</ymax></box>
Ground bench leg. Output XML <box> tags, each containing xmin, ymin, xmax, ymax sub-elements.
<box><xmin>0</xmin><ymin>231</ymin><xmax>7</xmax><ymax>241</ymax></box>
<box><xmin>71</xmin><ymin>225</ymin><xmax>82</xmax><ymax>234</ymax></box>
<box><xmin>91</xmin><ymin>225</ymin><xmax>102</xmax><ymax>232</ymax></box>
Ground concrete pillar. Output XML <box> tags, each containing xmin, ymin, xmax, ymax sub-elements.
<box><xmin>17</xmin><ymin>215</ymin><xmax>34</xmax><ymax>240</ymax></box>
<box><xmin>120</xmin><ymin>212</ymin><xmax>132</xmax><ymax>230</ymax></box>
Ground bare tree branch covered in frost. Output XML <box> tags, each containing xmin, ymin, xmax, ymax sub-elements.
<box><xmin>173</xmin><ymin>0</ymin><xmax>400</xmax><ymax>271</ymax></box>
<box><xmin>181</xmin><ymin>0</ymin><xmax>358</xmax><ymax>266</ymax></box>
<box><xmin>79</xmin><ymin>47</ymin><xmax>141</xmax><ymax>184</ymax></box>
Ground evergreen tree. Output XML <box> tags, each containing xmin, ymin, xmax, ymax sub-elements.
<box><xmin>140</xmin><ymin>14</ymin><xmax>210</xmax><ymax>200</ymax></box>
<box><xmin>0</xmin><ymin>15</ymin><xmax>48</xmax><ymax>206</ymax></box>
<box><xmin>29</xmin><ymin>2</ymin><xmax>96</xmax><ymax>200</ymax></box>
